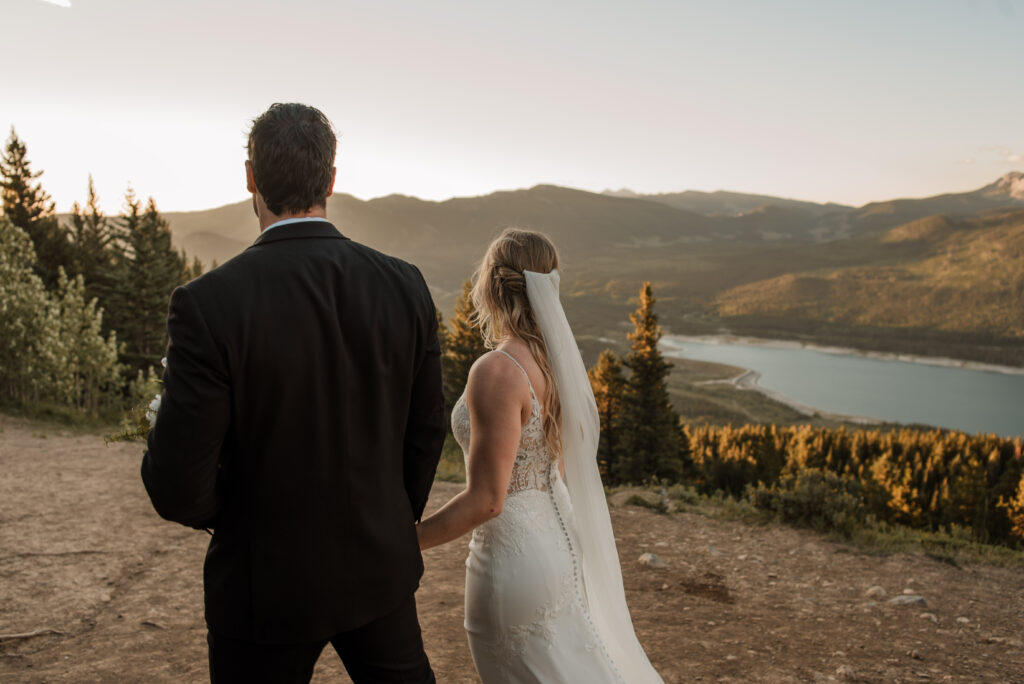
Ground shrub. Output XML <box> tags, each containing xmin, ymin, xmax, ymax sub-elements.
<box><xmin>747</xmin><ymin>467</ymin><xmax>868</xmax><ymax>537</ymax></box>
<box><xmin>624</xmin><ymin>493</ymin><xmax>669</xmax><ymax>514</ymax></box>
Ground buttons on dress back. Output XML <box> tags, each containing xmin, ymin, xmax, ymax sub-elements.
<box><xmin>544</xmin><ymin>456</ymin><xmax>625</xmax><ymax>683</ymax></box>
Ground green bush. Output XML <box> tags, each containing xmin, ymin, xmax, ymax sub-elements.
<box><xmin>666</xmin><ymin>483</ymin><xmax>700</xmax><ymax>505</ymax></box>
<box><xmin>435</xmin><ymin>434</ymin><xmax>466</xmax><ymax>483</ymax></box>
<box><xmin>747</xmin><ymin>467</ymin><xmax>868</xmax><ymax>537</ymax></box>
<box><xmin>624</xmin><ymin>493</ymin><xmax>668</xmax><ymax>514</ymax></box>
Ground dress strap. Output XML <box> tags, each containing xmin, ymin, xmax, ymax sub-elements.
<box><xmin>494</xmin><ymin>349</ymin><xmax>538</xmax><ymax>403</ymax></box>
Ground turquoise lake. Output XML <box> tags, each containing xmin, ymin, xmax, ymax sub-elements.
<box><xmin>661</xmin><ymin>337</ymin><xmax>1024</xmax><ymax>439</ymax></box>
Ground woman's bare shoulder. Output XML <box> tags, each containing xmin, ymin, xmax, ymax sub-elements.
<box><xmin>468</xmin><ymin>350</ymin><xmax>529</xmax><ymax>389</ymax></box>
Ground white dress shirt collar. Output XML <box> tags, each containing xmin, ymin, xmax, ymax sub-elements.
<box><xmin>262</xmin><ymin>216</ymin><xmax>331</xmax><ymax>233</ymax></box>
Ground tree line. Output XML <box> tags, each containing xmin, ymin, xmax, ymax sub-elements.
<box><xmin>0</xmin><ymin>128</ymin><xmax>202</xmax><ymax>415</ymax></box>
<box><xmin>437</xmin><ymin>277</ymin><xmax>1024</xmax><ymax>548</ymax></box>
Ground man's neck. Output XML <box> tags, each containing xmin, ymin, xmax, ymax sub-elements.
<box><xmin>259</xmin><ymin>206</ymin><xmax>328</xmax><ymax>233</ymax></box>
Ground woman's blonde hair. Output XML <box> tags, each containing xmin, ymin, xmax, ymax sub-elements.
<box><xmin>471</xmin><ymin>228</ymin><xmax>562</xmax><ymax>457</ymax></box>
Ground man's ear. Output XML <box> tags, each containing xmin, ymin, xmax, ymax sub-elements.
<box><xmin>326</xmin><ymin>166</ymin><xmax>337</xmax><ymax>198</ymax></box>
<box><xmin>245</xmin><ymin>160</ymin><xmax>257</xmax><ymax>194</ymax></box>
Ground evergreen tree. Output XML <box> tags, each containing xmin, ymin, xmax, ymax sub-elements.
<box><xmin>0</xmin><ymin>216</ymin><xmax>51</xmax><ymax>402</ymax></box>
<box><xmin>441</xmin><ymin>279</ymin><xmax>487</xmax><ymax>421</ymax></box>
<box><xmin>68</xmin><ymin>175</ymin><xmax>120</xmax><ymax>303</ymax></box>
<box><xmin>182</xmin><ymin>254</ymin><xmax>205</xmax><ymax>282</ymax></box>
<box><xmin>45</xmin><ymin>268</ymin><xmax>123</xmax><ymax>413</ymax></box>
<box><xmin>614</xmin><ymin>282</ymin><xmax>683</xmax><ymax>483</ymax></box>
<box><xmin>1000</xmin><ymin>476</ymin><xmax>1024</xmax><ymax>543</ymax></box>
<box><xmin>0</xmin><ymin>128</ymin><xmax>70</xmax><ymax>287</ymax></box>
<box><xmin>588</xmin><ymin>348</ymin><xmax>626</xmax><ymax>484</ymax></box>
<box><xmin>103</xmin><ymin>193</ymin><xmax>185</xmax><ymax>373</ymax></box>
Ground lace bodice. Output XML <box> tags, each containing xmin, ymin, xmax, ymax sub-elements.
<box><xmin>451</xmin><ymin>352</ymin><xmax>555</xmax><ymax>497</ymax></box>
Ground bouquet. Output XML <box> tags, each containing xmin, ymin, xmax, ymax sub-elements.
<box><xmin>107</xmin><ymin>358</ymin><xmax>165</xmax><ymax>443</ymax></box>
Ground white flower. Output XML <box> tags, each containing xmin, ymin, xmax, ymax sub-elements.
<box><xmin>146</xmin><ymin>393</ymin><xmax>162</xmax><ymax>428</ymax></box>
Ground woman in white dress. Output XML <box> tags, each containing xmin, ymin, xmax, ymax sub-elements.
<box><xmin>416</xmin><ymin>228</ymin><xmax>662</xmax><ymax>683</ymax></box>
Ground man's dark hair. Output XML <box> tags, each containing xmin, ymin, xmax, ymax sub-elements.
<box><xmin>247</xmin><ymin>103</ymin><xmax>337</xmax><ymax>215</ymax></box>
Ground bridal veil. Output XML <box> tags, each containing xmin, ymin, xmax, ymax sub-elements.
<box><xmin>524</xmin><ymin>269</ymin><xmax>663</xmax><ymax>683</ymax></box>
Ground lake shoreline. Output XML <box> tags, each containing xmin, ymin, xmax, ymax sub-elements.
<box><xmin>693</xmin><ymin>368</ymin><xmax>886</xmax><ymax>426</ymax></box>
<box><xmin>661</xmin><ymin>333</ymin><xmax>1024</xmax><ymax>377</ymax></box>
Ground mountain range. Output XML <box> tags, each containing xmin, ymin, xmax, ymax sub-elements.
<box><xmin>160</xmin><ymin>172</ymin><xmax>1024</xmax><ymax>366</ymax></box>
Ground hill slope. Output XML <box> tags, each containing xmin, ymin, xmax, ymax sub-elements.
<box><xmin>712</xmin><ymin>209</ymin><xmax>1024</xmax><ymax>356</ymax></box>
<box><xmin>155</xmin><ymin>175</ymin><xmax>1024</xmax><ymax>364</ymax></box>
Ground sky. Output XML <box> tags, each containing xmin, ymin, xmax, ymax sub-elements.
<box><xmin>5</xmin><ymin>0</ymin><xmax>1024</xmax><ymax>213</ymax></box>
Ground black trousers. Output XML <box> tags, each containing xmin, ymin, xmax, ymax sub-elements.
<box><xmin>207</xmin><ymin>593</ymin><xmax>435</xmax><ymax>684</ymax></box>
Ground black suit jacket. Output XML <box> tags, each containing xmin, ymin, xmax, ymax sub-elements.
<box><xmin>141</xmin><ymin>220</ymin><xmax>444</xmax><ymax>644</ymax></box>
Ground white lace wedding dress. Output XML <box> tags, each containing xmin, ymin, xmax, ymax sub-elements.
<box><xmin>452</xmin><ymin>350</ymin><xmax>624</xmax><ymax>684</ymax></box>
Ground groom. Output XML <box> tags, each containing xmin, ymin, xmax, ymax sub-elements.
<box><xmin>142</xmin><ymin>103</ymin><xmax>444</xmax><ymax>683</ymax></box>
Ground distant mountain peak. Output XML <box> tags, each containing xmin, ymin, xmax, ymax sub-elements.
<box><xmin>602</xmin><ymin>188</ymin><xmax>640</xmax><ymax>198</ymax></box>
<box><xmin>993</xmin><ymin>171</ymin><xmax>1024</xmax><ymax>199</ymax></box>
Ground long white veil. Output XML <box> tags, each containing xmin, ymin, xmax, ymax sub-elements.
<box><xmin>524</xmin><ymin>269</ymin><xmax>662</xmax><ymax>683</ymax></box>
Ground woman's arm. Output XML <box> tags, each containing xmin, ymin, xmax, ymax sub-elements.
<box><xmin>416</xmin><ymin>354</ymin><xmax>527</xmax><ymax>550</ymax></box>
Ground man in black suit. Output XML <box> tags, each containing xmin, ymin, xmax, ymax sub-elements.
<box><xmin>142</xmin><ymin>103</ymin><xmax>444</xmax><ymax>683</ymax></box>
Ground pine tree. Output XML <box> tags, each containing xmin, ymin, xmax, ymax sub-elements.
<box><xmin>614</xmin><ymin>282</ymin><xmax>683</xmax><ymax>483</ymax></box>
<box><xmin>588</xmin><ymin>348</ymin><xmax>626</xmax><ymax>484</ymax></box>
<box><xmin>103</xmin><ymin>193</ymin><xmax>185</xmax><ymax>373</ymax></box>
<box><xmin>182</xmin><ymin>254</ymin><xmax>204</xmax><ymax>282</ymax></box>
<box><xmin>442</xmin><ymin>279</ymin><xmax>488</xmax><ymax>421</ymax></box>
<box><xmin>0</xmin><ymin>128</ymin><xmax>70</xmax><ymax>287</ymax></box>
<box><xmin>68</xmin><ymin>176</ymin><xmax>119</xmax><ymax>303</ymax></box>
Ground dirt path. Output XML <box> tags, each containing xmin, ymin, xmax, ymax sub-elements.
<box><xmin>1</xmin><ymin>413</ymin><xmax>1022</xmax><ymax>683</ymax></box>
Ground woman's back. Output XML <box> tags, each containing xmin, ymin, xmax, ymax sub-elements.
<box><xmin>455</xmin><ymin>348</ymin><xmax>624</xmax><ymax>683</ymax></box>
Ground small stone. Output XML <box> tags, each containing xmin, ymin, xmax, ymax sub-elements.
<box><xmin>725</xmin><ymin>655</ymin><xmax>738</xmax><ymax>661</ymax></box>
<box><xmin>956</xmin><ymin>617</ymin><xmax>970</xmax><ymax>625</ymax></box>
<box><xmin>832</xmin><ymin>651</ymin><xmax>847</xmax><ymax>658</ymax></box>
<box><xmin>638</xmin><ymin>552</ymin><xmax>666</xmax><ymax>568</ymax></box>
<box><xmin>737</xmin><ymin>554</ymin><xmax>748</xmax><ymax>561</ymax></box>
<box><xmin>660</xmin><ymin>583</ymin><xmax>669</xmax><ymax>590</ymax></box>
<box><xmin>865</xmin><ymin>585</ymin><xmax>887</xmax><ymax>599</ymax></box>
<box><xmin>836</xmin><ymin>664</ymin><xmax>856</xmax><ymax>680</ymax></box>
<box><xmin>920</xmin><ymin>613</ymin><xmax>938</xmax><ymax>623</ymax></box>
<box><xmin>983</xmin><ymin>636</ymin><xmax>1023</xmax><ymax>647</ymax></box>
<box><xmin>889</xmin><ymin>594</ymin><xmax>928</xmax><ymax>607</ymax></box>
<box><xmin>903</xmin><ymin>588</ymin><xmax>916</xmax><ymax>595</ymax></box>
<box><xmin>908</xmin><ymin>649</ymin><xmax>923</xmax><ymax>660</ymax></box>
<box><xmin>707</xmin><ymin>545</ymin><xmax>722</xmax><ymax>556</ymax></box>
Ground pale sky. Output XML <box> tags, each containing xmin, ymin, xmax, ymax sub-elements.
<box><xmin>5</xmin><ymin>0</ymin><xmax>1023</xmax><ymax>213</ymax></box>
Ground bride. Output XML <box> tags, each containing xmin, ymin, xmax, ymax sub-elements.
<box><xmin>416</xmin><ymin>229</ymin><xmax>662</xmax><ymax>683</ymax></box>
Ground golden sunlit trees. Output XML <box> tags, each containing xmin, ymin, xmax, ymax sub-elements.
<box><xmin>588</xmin><ymin>348</ymin><xmax>627</xmax><ymax>482</ymax></box>
<box><xmin>441</xmin><ymin>280</ymin><xmax>488</xmax><ymax>423</ymax></box>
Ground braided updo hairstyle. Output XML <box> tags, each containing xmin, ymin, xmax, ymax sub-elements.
<box><xmin>471</xmin><ymin>228</ymin><xmax>562</xmax><ymax>458</ymax></box>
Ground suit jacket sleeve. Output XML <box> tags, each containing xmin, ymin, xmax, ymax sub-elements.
<box><xmin>141</xmin><ymin>284</ymin><xmax>230</xmax><ymax>529</ymax></box>
<box><xmin>403</xmin><ymin>273</ymin><xmax>445</xmax><ymax>522</ymax></box>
